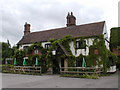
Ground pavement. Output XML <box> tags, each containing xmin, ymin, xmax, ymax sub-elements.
<box><xmin>2</xmin><ymin>72</ymin><xmax>119</xmax><ymax>88</ymax></box>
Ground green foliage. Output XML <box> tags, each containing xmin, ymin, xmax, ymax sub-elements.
<box><xmin>1</xmin><ymin>64</ymin><xmax>41</xmax><ymax>75</ymax></box>
<box><xmin>2</xmin><ymin>42</ymin><xmax>12</xmax><ymax>58</ymax></box>
<box><xmin>80</xmin><ymin>74</ymin><xmax>99</xmax><ymax>79</ymax></box>
<box><xmin>110</xmin><ymin>27</ymin><xmax>120</xmax><ymax>70</ymax></box>
<box><xmin>76</xmin><ymin>54</ymin><xmax>84</xmax><ymax>67</ymax></box>
<box><xmin>86</xmin><ymin>54</ymin><xmax>98</xmax><ymax>67</ymax></box>
<box><xmin>1</xmin><ymin>42</ymin><xmax>13</xmax><ymax>64</ymax></box>
<box><xmin>49</xmin><ymin>35</ymin><xmax>76</xmax><ymax>67</ymax></box>
<box><xmin>9</xmin><ymin>33</ymin><xmax>117</xmax><ymax>74</ymax></box>
<box><xmin>106</xmin><ymin>49</ymin><xmax>118</xmax><ymax>66</ymax></box>
<box><xmin>117</xmin><ymin>46</ymin><xmax>120</xmax><ymax>50</ymax></box>
<box><xmin>49</xmin><ymin>34</ymin><xmax>117</xmax><ymax>73</ymax></box>
<box><xmin>1</xmin><ymin>64</ymin><xmax>14</xmax><ymax>73</ymax></box>
<box><xmin>28</xmin><ymin>42</ymin><xmax>47</xmax><ymax>54</ymax></box>
<box><xmin>85</xmin><ymin>35</ymin><xmax>118</xmax><ymax>73</ymax></box>
<box><xmin>26</xmin><ymin>43</ymin><xmax>48</xmax><ymax>73</ymax></box>
<box><xmin>61</xmin><ymin>73</ymin><xmax>100</xmax><ymax>79</ymax></box>
<box><xmin>60</xmin><ymin>74</ymin><xmax>80</xmax><ymax>77</ymax></box>
<box><xmin>14</xmin><ymin>49</ymin><xmax>25</xmax><ymax>66</ymax></box>
<box><xmin>50</xmin><ymin>35</ymin><xmax>73</xmax><ymax>50</ymax></box>
<box><xmin>67</xmin><ymin>55</ymin><xmax>76</xmax><ymax>67</ymax></box>
<box><xmin>11</xmin><ymin>45</ymin><xmax>18</xmax><ymax>56</ymax></box>
<box><xmin>28</xmin><ymin>54</ymin><xmax>47</xmax><ymax>73</ymax></box>
<box><xmin>46</xmin><ymin>51</ymin><xmax>53</xmax><ymax>67</ymax></box>
<box><xmin>110</xmin><ymin>27</ymin><xmax>120</xmax><ymax>49</ymax></box>
<box><xmin>28</xmin><ymin>54</ymin><xmax>41</xmax><ymax>66</ymax></box>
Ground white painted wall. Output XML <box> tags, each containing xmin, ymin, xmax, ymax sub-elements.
<box><xmin>107</xmin><ymin>66</ymin><xmax>116</xmax><ymax>72</ymax></box>
<box><xmin>19</xmin><ymin>42</ymin><xmax>51</xmax><ymax>50</ymax></box>
<box><xmin>69</xmin><ymin>38</ymin><xmax>94</xmax><ymax>57</ymax></box>
<box><xmin>41</xmin><ymin>42</ymin><xmax>51</xmax><ymax>48</ymax></box>
<box><xmin>102</xmin><ymin>23</ymin><xmax>109</xmax><ymax>49</ymax></box>
<box><xmin>19</xmin><ymin>44</ymin><xmax>32</xmax><ymax>50</ymax></box>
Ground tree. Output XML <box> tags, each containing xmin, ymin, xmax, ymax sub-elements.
<box><xmin>14</xmin><ymin>49</ymin><xmax>25</xmax><ymax>65</ymax></box>
<box><xmin>1</xmin><ymin>42</ymin><xmax>12</xmax><ymax>64</ymax></box>
<box><xmin>110</xmin><ymin>27</ymin><xmax>120</xmax><ymax>70</ymax></box>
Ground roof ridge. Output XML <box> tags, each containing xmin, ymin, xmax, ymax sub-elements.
<box><xmin>76</xmin><ymin>21</ymin><xmax>105</xmax><ymax>26</ymax></box>
<box><xmin>30</xmin><ymin>21</ymin><xmax>105</xmax><ymax>34</ymax></box>
<box><xmin>31</xmin><ymin>27</ymin><xmax>66</xmax><ymax>34</ymax></box>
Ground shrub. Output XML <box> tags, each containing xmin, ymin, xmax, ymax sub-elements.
<box><xmin>1</xmin><ymin>64</ymin><xmax>14</xmax><ymax>73</ymax></box>
<box><xmin>61</xmin><ymin>73</ymin><xmax>100</xmax><ymax>79</ymax></box>
<box><xmin>80</xmin><ymin>74</ymin><xmax>99</xmax><ymax>79</ymax></box>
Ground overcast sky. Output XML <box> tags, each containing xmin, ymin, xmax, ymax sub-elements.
<box><xmin>0</xmin><ymin>0</ymin><xmax>119</xmax><ymax>46</ymax></box>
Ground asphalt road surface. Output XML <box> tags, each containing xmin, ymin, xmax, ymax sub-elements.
<box><xmin>2</xmin><ymin>72</ymin><xmax>119</xmax><ymax>88</ymax></box>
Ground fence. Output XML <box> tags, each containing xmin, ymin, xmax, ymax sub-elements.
<box><xmin>2</xmin><ymin>65</ymin><xmax>41</xmax><ymax>74</ymax></box>
<box><xmin>11</xmin><ymin>66</ymin><xmax>41</xmax><ymax>74</ymax></box>
<box><xmin>60</xmin><ymin>67</ymin><xmax>103</xmax><ymax>75</ymax></box>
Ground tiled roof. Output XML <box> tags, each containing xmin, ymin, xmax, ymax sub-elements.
<box><xmin>17</xmin><ymin>21</ymin><xmax>105</xmax><ymax>45</ymax></box>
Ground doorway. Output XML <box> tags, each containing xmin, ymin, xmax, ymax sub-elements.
<box><xmin>52</xmin><ymin>58</ymin><xmax>60</xmax><ymax>74</ymax></box>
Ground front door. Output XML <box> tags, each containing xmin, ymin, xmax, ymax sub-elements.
<box><xmin>52</xmin><ymin>59</ymin><xmax>60</xmax><ymax>74</ymax></box>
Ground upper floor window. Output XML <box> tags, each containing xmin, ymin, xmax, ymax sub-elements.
<box><xmin>23</xmin><ymin>46</ymin><xmax>29</xmax><ymax>51</ymax></box>
<box><xmin>23</xmin><ymin>46</ymin><xmax>29</xmax><ymax>49</ymax></box>
<box><xmin>34</xmin><ymin>49</ymin><xmax>39</xmax><ymax>54</ymax></box>
<box><xmin>76</xmin><ymin>40</ymin><xmax>86</xmax><ymax>49</ymax></box>
<box><xmin>45</xmin><ymin>43</ymin><xmax>52</xmax><ymax>49</ymax></box>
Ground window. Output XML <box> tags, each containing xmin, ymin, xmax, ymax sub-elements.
<box><xmin>45</xmin><ymin>44</ymin><xmax>52</xmax><ymax>49</ymax></box>
<box><xmin>104</xmin><ymin>32</ymin><xmax>106</xmax><ymax>34</ymax></box>
<box><xmin>23</xmin><ymin>46</ymin><xmax>28</xmax><ymax>49</ymax></box>
<box><xmin>76</xmin><ymin>40</ymin><xmax>86</xmax><ymax>49</ymax></box>
<box><xmin>34</xmin><ymin>49</ymin><xmax>39</xmax><ymax>54</ymax></box>
<box><xmin>23</xmin><ymin>46</ymin><xmax>28</xmax><ymax>52</ymax></box>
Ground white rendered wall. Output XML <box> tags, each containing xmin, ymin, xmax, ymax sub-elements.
<box><xmin>102</xmin><ymin>23</ymin><xmax>109</xmax><ymax>50</ymax></box>
<box><xmin>19</xmin><ymin>44</ymin><xmax>32</xmax><ymax>50</ymax></box>
<box><xmin>19</xmin><ymin>42</ymin><xmax>51</xmax><ymax>50</ymax></box>
<box><xmin>69</xmin><ymin>38</ymin><xmax>94</xmax><ymax>57</ymax></box>
<box><xmin>107</xmin><ymin>66</ymin><xmax>116</xmax><ymax>73</ymax></box>
<box><xmin>41</xmin><ymin>42</ymin><xmax>51</xmax><ymax>48</ymax></box>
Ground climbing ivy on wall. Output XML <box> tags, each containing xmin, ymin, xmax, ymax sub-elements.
<box><xmin>85</xmin><ymin>35</ymin><xmax>118</xmax><ymax>73</ymax></box>
<box><xmin>16</xmin><ymin>34</ymin><xmax>118</xmax><ymax>73</ymax></box>
<box><xmin>49</xmin><ymin>35</ymin><xmax>76</xmax><ymax>67</ymax></box>
<box><xmin>49</xmin><ymin>34</ymin><xmax>118</xmax><ymax>73</ymax></box>
<box><xmin>14</xmin><ymin>49</ymin><xmax>25</xmax><ymax>66</ymax></box>
<box><xmin>24</xmin><ymin>42</ymin><xmax>48</xmax><ymax>73</ymax></box>
<box><xmin>28</xmin><ymin>42</ymin><xmax>47</xmax><ymax>54</ymax></box>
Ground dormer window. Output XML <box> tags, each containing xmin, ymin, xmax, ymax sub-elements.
<box><xmin>45</xmin><ymin>43</ymin><xmax>52</xmax><ymax>49</ymax></box>
<box><xmin>76</xmin><ymin>40</ymin><xmax>86</xmax><ymax>49</ymax></box>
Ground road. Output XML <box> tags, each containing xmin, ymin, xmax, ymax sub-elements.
<box><xmin>2</xmin><ymin>72</ymin><xmax>119</xmax><ymax>88</ymax></box>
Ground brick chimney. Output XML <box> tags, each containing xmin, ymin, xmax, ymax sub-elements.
<box><xmin>66</xmin><ymin>12</ymin><xmax>76</xmax><ymax>27</ymax></box>
<box><xmin>24</xmin><ymin>22</ymin><xmax>31</xmax><ymax>36</ymax></box>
